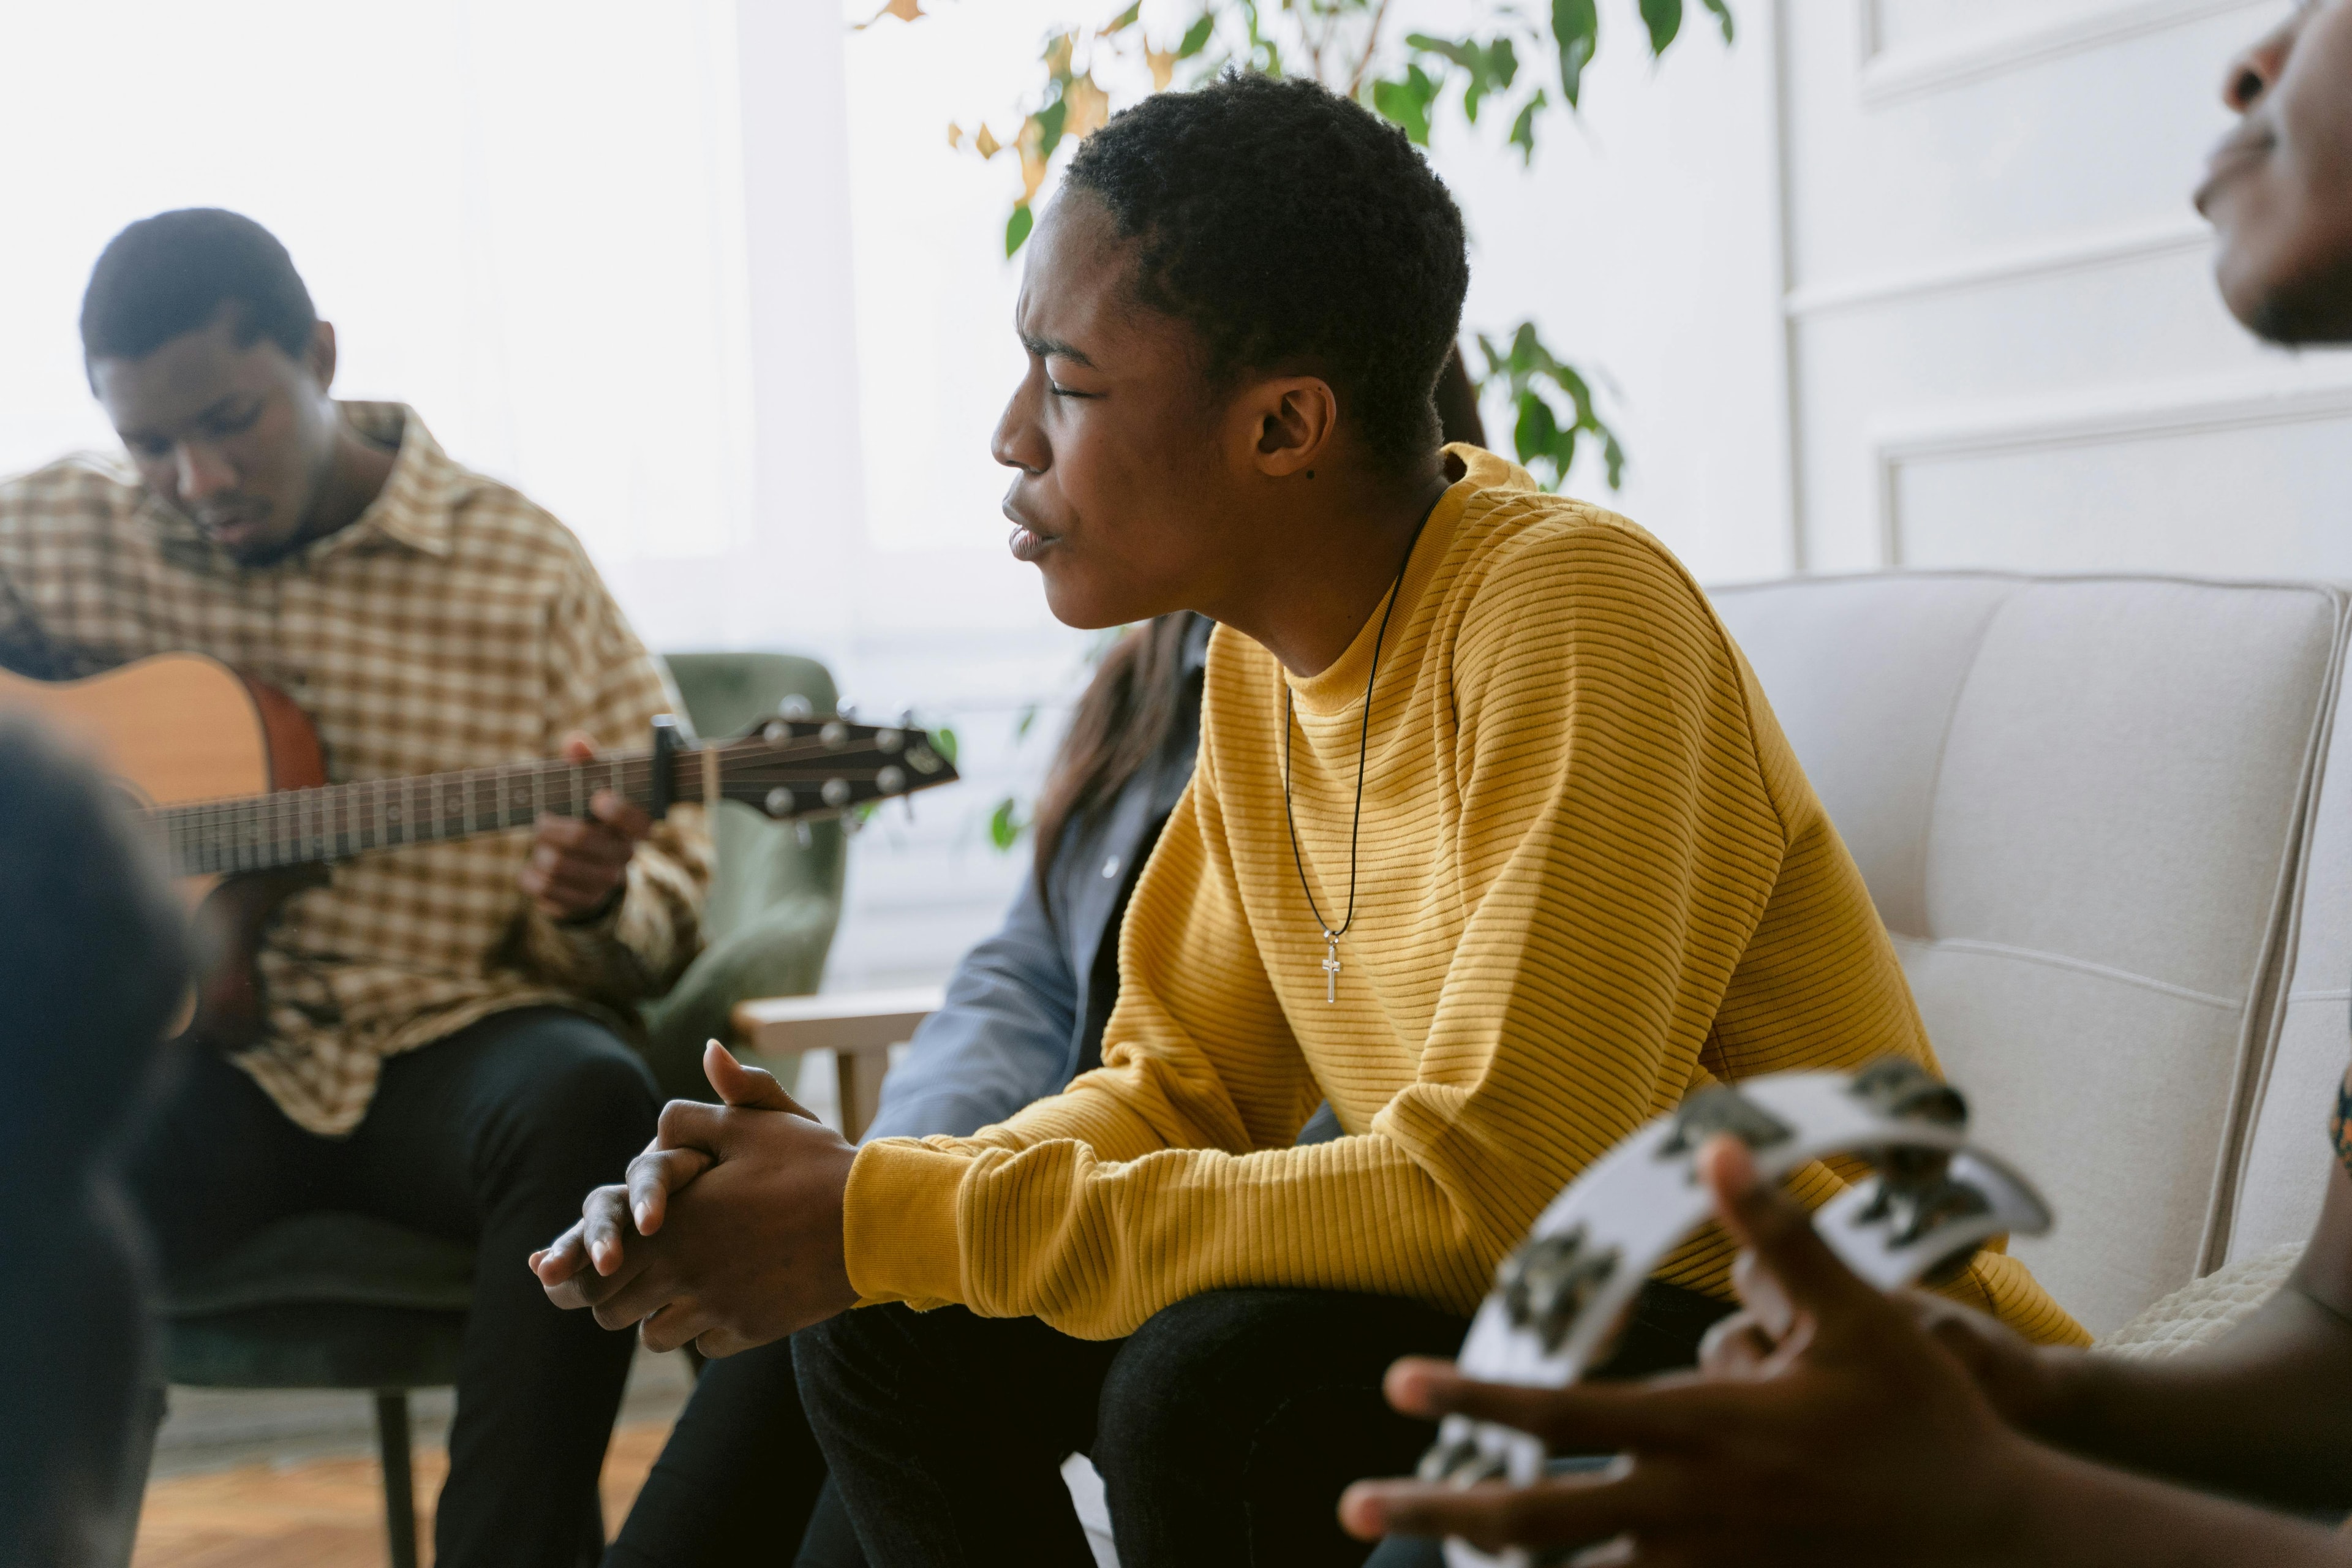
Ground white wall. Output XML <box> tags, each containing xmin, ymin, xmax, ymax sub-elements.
<box><xmin>1427</xmin><ymin>2</ymin><xmax>1793</xmax><ymax>584</ymax></box>
<box><xmin>1776</xmin><ymin>0</ymin><xmax>2339</xmax><ymax>578</ymax></box>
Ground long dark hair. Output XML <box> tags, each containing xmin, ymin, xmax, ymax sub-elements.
<box><xmin>1029</xmin><ymin>348</ymin><xmax>1488</xmax><ymax>890</ymax></box>
<box><xmin>1031</xmin><ymin>611</ymin><xmax>1196</xmax><ymax>889</ymax></box>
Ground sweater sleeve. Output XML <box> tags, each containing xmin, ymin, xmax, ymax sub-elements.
<box><xmin>845</xmin><ymin>521</ymin><xmax>1807</xmax><ymax>1340</ymax></box>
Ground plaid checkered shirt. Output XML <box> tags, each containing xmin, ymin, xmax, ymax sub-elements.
<box><xmin>0</xmin><ymin>403</ymin><xmax>710</xmax><ymax>1135</ymax></box>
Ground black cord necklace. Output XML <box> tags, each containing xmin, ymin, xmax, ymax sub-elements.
<box><xmin>1280</xmin><ymin>519</ymin><xmax>1427</xmax><ymax>1005</ymax></box>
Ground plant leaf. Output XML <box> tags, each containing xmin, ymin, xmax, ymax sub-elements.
<box><xmin>1702</xmin><ymin>0</ymin><xmax>1734</xmax><ymax>43</ymax></box>
<box><xmin>1033</xmin><ymin>97</ymin><xmax>1069</xmax><ymax>160</ymax></box>
<box><xmin>1551</xmin><ymin>0</ymin><xmax>1597</xmax><ymax>108</ymax></box>
<box><xmin>1639</xmin><ymin>0</ymin><xmax>1682</xmax><ymax>55</ymax></box>
<box><xmin>1178</xmin><ymin>12</ymin><xmax>1215</xmax><ymax>58</ymax></box>
<box><xmin>1507</xmin><ymin>88</ymin><xmax>1544</xmax><ymax>163</ymax></box>
<box><xmin>932</xmin><ymin>726</ymin><xmax>959</xmax><ymax>765</ymax></box>
<box><xmin>1404</xmin><ymin>31</ymin><xmax>1477</xmax><ymax>69</ymax></box>
<box><xmin>1005</xmin><ymin>202</ymin><xmax>1035</xmax><ymax>257</ymax></box>
<box><xmin>989</xmin><ymin>797</ymin><xmax>1025</xmax><ymax>851</ymax></box>
<box><xmin>1100</xmin><ymin>1</ymin><xmax>1142</xmax><ymax>36</ymax></box>
<box><xmin>1371</xmin><ymin>66</ymin><xmax>1436</xmax><ymax>145</ymax></box>
<box><xmin>1513</xmin><ymin>390</ymin><xmax>1559</xmax><ymax>468</ymax></box>
<box><xmin>1490</xmin><ymin>36</ymin><xmax>1520</xmax><ymax>90</ymax></box>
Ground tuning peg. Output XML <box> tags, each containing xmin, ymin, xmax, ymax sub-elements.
<box><xmin>778</xmin><ymin>695</ymin><xmax>814</xmax><ymax>720</ymax></box>
<box><xmin>821</xmin><ymin>778</ymin><xmax>852</xmax><ymax>809</ymax></box>
<box><xmin>795</xmin><ymin>820</ymin><xmax>815</xmax><ymax>850</ymax></box>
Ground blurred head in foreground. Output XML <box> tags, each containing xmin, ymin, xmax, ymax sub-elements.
<box><xmin>2198</xmin><ymin>0</ymin><xmax>2352</xmax><ymax>342</ymax></box>
<box><xmin>0</xmin><ymin>721</ymin><xmax>190</xmax><ymax>1567</ymax></box>
<box><xmin>991</xmin><ymin>72</ymin><xmax>1469</xmax><ymax>631</ymax></box>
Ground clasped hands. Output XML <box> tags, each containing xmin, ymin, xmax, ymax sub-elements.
<box><xmin>531</xmin><ymin>1041</ymin><xmax>861</xmax><ymax>1356</ymax></box>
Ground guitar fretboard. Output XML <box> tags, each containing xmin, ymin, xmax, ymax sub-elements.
<box><xmin>160</xmin><ymin>752</ymin><xmax>666</xmax><ymax>877</ymax></box>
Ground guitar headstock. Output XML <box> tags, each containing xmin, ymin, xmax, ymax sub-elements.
<box><xmin>704</xmin><ymin>712</ymin><xmax>960</xmax><ymax>821</ymax></box>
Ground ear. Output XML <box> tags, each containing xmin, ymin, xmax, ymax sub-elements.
<box><xmin>305</xmin><ymin>320</ymin><xmax>339</xmax><ymax>393</ymax></box>
<box><xmin>1241</xmin><ymin>375</ymin><xmax>1341</xmax><ymax>480</ymax></box>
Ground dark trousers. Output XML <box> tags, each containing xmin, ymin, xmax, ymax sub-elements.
<box><xmin>124</xmin><ymin>1006</ymin><xmax>658</xmax><ymax>1568</ymax></box>
<box><xmin>606</xmin><ymin>1332</ymin><xmax>834</xmax><ymax>1568</ymax></box>
<box><xmin>793</xmin><ymin>1289</ymin><xmax>1472</xmax><ymax>1568</ymax></box>
<box><xmin>616</xmin><ymin>1277</ymin><xmax>1736</xmax><ymax>1568</ymax></box>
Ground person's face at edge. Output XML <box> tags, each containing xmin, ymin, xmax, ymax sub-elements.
<box><xmin>2198</xmin><ymin>0</ymin><xmax>2352</xmax><ymax>343</ymax></box>
<box><xmin>990</xmin><ymin>192</ymin><xmax>1268</xmax><ymax>631</ymax></box>
<box><xmin>89</xmin><ymin>311</ymin><xmax>345</xmax><ymax>565</ymax></box>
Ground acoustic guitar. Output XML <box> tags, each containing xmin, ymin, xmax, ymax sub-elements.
<box><xmin>0</xmin><ymin>652</ymin><xmax>959</xmax><ymax>1046</ymax></box>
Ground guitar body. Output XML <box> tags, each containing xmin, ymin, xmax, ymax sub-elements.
<box><xmin>0</xmin><ymin>654</ymin><xmax>327</xmax><ymax>1047</ymax></box>
<box><xmin>1</xmin><ymin>650</ymin><xmax>963</xmax><ymax>1049</ymax></box>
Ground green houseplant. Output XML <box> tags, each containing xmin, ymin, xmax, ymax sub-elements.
<box><xmin>871</xmin><ymin>0</ymin><xmax>1732</xmax><ymax>491</ymax></box>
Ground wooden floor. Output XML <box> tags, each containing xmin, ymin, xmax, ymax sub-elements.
<box><xmin>132</xmin><ymin>1419</ymin><xmax>672</xmax><ymax>1568</ymax></box>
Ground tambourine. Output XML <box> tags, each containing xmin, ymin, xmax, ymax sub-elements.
<box><xmin>1419</xmin><ymin>1059</ymin><xmax>2052</xmax><ymax>1568</ymax></box>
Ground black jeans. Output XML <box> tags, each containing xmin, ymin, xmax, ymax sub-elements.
<box><xmin>605</xmin><ymin>1332</ymin><xmax>834</xmax><ymax>1567</ymax></box>
<box><xmin>793</xmin><ymin>1288</ymin><xmax>1472</xmax><ymax>1568</ymax></box>
<box><xmin>124</xmin><ymin>1006</ymin><xmax>658</xmax><ymax>1568</ymax></box>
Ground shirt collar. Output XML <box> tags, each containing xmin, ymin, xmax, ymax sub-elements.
<box><xmin>333</xmin><ymin>402</ymin><xmax>476</xmax><ymax>560</ymax></box>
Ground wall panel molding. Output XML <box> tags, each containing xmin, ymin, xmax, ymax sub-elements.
<box><xmin>1858</xmin><ymin>0</ymin><xmax>2271</xmax><ymax>105</ymax></box>
<box><xmin>1872</xmin><ymin>371</ymin><xmax>2352</xmax><ymax>564</ymax></box>
<box><xmin>1785</xmin><ymin>214</ymin><xmax>2211</xmax><ymax>320</ymax></box>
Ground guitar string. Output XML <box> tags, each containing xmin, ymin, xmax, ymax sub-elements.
<box><xmin>161</xmin><ymin>740</ymin><xmax>908</xmax><ymax>870</ymax></box>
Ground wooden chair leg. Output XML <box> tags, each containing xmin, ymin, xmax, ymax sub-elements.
<box><xmin>835</xmin><ymin>1043</ymin><xmax>891</xmax><ymax>1142</ymax></box>
<box><xmin>375</xmin><ymin>1389</ymin><xmax>420</xmax><ymax>1568</ymax></box>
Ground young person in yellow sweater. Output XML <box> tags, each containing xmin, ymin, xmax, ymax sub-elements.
<box><xmin>534</xmin><ymin>72</ymin><xmax>2077</xmax><ymax>1566</ymax></box>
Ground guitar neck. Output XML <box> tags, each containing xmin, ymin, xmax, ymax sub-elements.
<box><xmin>157</xmin><ymin>752</ymin><xmax>668</xmax><ymax>878</ymax></box>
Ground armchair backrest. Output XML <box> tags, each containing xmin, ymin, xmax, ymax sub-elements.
<box><xmin>658</xmin><ymin>651</ymin><xmax>848</xmax><ymax>941</ymax></box>
<box><xmin>2226</xmin><ymin>650</ymin><xmax>2352</xmax><ymax>1267</ymax></box>
<box><xmin>1713</xmin><ymin>573</ymin><xmax>2345</xmax><ymax>1334</ymax></box>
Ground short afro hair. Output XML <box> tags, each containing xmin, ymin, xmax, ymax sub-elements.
<box><xmin>1062</xmin><ymin>72</ymin><xmax>1469</xmax><ymax>472</ymax></box>
<box><xmin>80</xmin><ymin>208</ymin><xmax>317</xmax><ymax>366</ymax></box>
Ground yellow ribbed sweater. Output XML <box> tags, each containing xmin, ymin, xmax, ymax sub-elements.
<box><xmin>849</xmin><ymin>448</ymin><xmax>2087</xmax><ymax>1348</ymax></box>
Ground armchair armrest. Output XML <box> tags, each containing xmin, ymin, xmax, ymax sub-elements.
<box><xmin>731</xmin><ymin>986</ymin><xmax>944</xmax><ymax>1139</ymax></box>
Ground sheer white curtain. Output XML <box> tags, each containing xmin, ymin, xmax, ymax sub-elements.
<box><xmin>0</xmin><ymin>0</ymin><xmax>766</xmax><ymax>647</ymax></box>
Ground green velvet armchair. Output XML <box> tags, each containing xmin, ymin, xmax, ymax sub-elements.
<box><xmin>639</xmin><ymin>651</ymin><xmax>846</xmax><ymax>1101</ymax></box>
<box><xmin>153</xmin><ymin>650</ymin><xmax>845</xmax><ymax>1567</ymax></box>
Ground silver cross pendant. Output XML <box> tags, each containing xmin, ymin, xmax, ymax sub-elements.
<box><xmin>1322</xmin><ymin>932</ymin><xmax>1342</xmax><ymax>1004</ymax></box>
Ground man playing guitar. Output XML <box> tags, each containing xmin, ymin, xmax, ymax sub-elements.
<box><xmin>0</xmin><ymin>208</ymin><xmax>708</xmax><ymax>1567</ymax></box>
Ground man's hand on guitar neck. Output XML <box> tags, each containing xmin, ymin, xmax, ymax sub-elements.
<box><xmin>521</xmin><ymin>732</ymin><xmax>652</xmax><ymax>922</ymax></box>
<box><xmin>530</xmin><ymin>1041</ymin><xmax>860</xmax><ymax>1357</ymax></box>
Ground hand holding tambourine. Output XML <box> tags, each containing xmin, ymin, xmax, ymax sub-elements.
<box><xmin>1420</xmin><ymin>1060</ymin><xmax>2052</xmax><ymax>1568</ymax></box>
